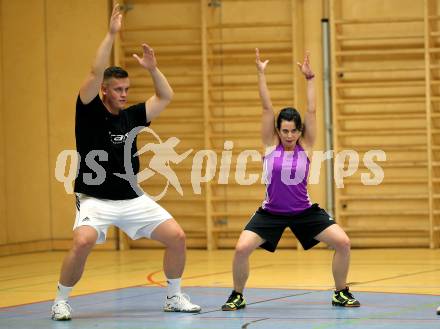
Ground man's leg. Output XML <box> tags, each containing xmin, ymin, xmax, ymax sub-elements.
<box><xmin>150</xmin><ymin>218</ymin><xmax>200</xmax><ymax>312</ymax></box>
<box><xmin>151</xmin><ymin>218</ymin><xmax>186</xmax><ymax>281</ymax></box>
<box><xmin>52</xmin><ymin>226</ymin><xmax>97</xmax><ymax>320</ymax></box>
<box><xmin>59</xmin><ymin>226</ymin><xmax>98</xmax><ymax>287</ymax></box>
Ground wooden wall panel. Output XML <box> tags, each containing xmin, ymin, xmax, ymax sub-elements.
<box><xmin>121</xmin><ymin>0</ymin><xmax>207</xmax><ymax>249</ymax></box>
<box><xmin>206</xmin><ymin>0</ymin><xmax>300</xmax><ymax>248</ymax></box>
<box><xmin>302</xmin><ymin>0</ymin><xmax>326</xmax><ymax>211</ymax></box>
<box><xmin>4</xmin><ymin>0</ymin><xmax>440</xmax><ymax>252</ymax></box>
<box><xmin>1</xmin><ymin>0</ymin><xmax>51</xmax><ymax>243</ymax></box>
<box><xmin>330</xmin><ymin>0</ymin><xmax>430</xmax><ymax>247</ymax></box>
<box><xmin>45</xmin><ymin>0</ymin><xmax>116</xmax><ymax>248</ymax></box>
<box><xmin>426</xmin><ymin>0</ymin><xmax>440</xmax><ymax>247</ymax></box>
<box><xmin>0</xmin><ymin>0</ymin><xmax>6</xmax><ymax>245</ymax></box>
<box><xmin>120</xmin><ymin>0</ymin><xmax>324</xmax><ymax>249</ymax></box>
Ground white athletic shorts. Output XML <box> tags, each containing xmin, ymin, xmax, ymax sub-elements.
<box><xmin>73</xmin><ymin>193</ymin><xmax>172</xmax><ymax>244</ymax></box>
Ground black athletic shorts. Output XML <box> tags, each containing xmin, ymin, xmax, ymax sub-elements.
<box><xmin>244</xmin><ymin>203</ymin><xmax>336</xmax><ymax>252</ymax></box>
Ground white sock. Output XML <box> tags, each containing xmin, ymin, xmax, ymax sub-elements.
<box><xmin>166</xmin><ymin>278</ymin><xmax>181</xmax><ymax>297</ymax></box>
<box><xmin>55</xmin><ymin>282</ymin><xmax>73</xmax><ymax>302</ymax></box>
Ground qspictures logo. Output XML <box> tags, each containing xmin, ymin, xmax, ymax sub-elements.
<box><xmin>55</xmin><ymin>126</ymin><xmax>386</xmax><ymax>201</ymax></box>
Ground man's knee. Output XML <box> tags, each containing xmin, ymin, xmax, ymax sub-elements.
<box><xmin>174</xmin><ymin>229</ymin><xmax>186</xmax><ymax>244</ymax></box>
<box><xmin>163</xmin><ymin>228</ymin><xmax>186</xmax><ymax>248</ymax></box>
<box><xmin>72</xmin><ymin>230</ymin><xmax>96</xmax><ymax>253</ymax></box>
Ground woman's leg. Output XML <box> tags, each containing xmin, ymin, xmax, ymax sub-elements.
<box><xmin>232</xmin><ymin>230</ymin><xmax>265</xmax><ymax>293</ymax></box>
<box><xmin>314</xmin><ymin>224</ymin><xmax>351</xmax><ymax>290</ymax></box>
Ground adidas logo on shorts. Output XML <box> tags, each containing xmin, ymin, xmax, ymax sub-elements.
<box><xmin>82</xmin><ymin>217</ymin><xmax>90</xmax><ymax>222</ymax></box>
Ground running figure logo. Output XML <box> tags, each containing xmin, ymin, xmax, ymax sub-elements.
<box><xmin>137</xmin><ymin>136</ymin><xmax>192</xmax><ymax>198</ymax></box>
<box><xmin>111</xmin><ymin>126</ymin><xmax>194</xmax><ymax>201</ymax></box>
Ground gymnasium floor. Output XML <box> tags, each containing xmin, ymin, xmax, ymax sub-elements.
<box><xmin>1</xmin><ymin>248</ymin><xmax>439</xmax><ymax>328</ymax></box>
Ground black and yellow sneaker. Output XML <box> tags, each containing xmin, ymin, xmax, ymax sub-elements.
<box><xmin>332</xmin><ymin>287</ymin><xmax>360</xmax><ymax>307</ymax></box>
<box><xmin>221</xmin><ymin>291</ymin><xmax>246</xmax><ymax>311</ymax></box>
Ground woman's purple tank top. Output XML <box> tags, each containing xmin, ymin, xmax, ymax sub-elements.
<box><xmin>262</xmin><ymin>143</ymin><xmax>312</xmax><ymax>214</ymax></box>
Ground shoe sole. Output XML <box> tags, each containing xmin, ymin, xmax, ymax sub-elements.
<box><xmin>221</xmin><ymin>305</ymin><xmax>246</xmax><ymax>311</ymax></box>
<box><xmin>51</xmin><ymin>316</ymin><xmax>71</xmax><ymax>321</ymax></box>
<box><xmin>164</xmin><ymin>308</ymin><xmax>201</xmax><ymax>313</ymax></box>
<box><xmin>332</xmin><ymin>302</ymin><xmax>360</xmax><ymax>307</ymax></box>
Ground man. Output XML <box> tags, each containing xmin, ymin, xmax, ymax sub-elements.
<box><xmin>51</xmin><ymin>4</ymin><xmax>200</xmax><ymax>321</ymax></box>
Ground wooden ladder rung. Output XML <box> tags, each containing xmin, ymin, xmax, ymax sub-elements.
<box><xmin>212</xmin><ymin>212</ymin><xmax>252</xmax><ymax>217</ymax></box>
<box><xmin>343</xmin><ymin>227</ymin><xmax>429</xmax><ymax>233</ymax></box>
<box><xmin>210</xmin><ymin>117</ymin><xmax>260</xmax><ymax>123</ymax></box>
<box><xmin>212</xmin><ymin>227</ymin><xmax>244</xmax><ymax>233</ymax></box>
<box><xmin>344</xmin><ymin>178</ymin><xmax>426</xmax><ymax>184</ymax></box>
<box><xmin>339</xmin><ymin>194</ymin><xmax>428</xmax><ymax>200</ymax></box>
<box><xmin>335</xmin><ymin>81</ymin><xmax>424</xmax><ymax>88</ymax></box>
<box><xmin>124</xmin><ymin>24</ymin><xmax>200</xmax><ymax>32</ymax></box>
<box><xmin>212</xmin><ymin>196</ymin><xmax>262</xmax><ymax>202</ymax></box>
<box><xmin>208</xmin><ymin>39</ymin><xmax>291</xmax><ymax>45</ymax></box>
<box><xmin>122</xmin><ymin>41</ymin><xmax>201</xmax><ymax>47</ymax></box>
<box><xmin>334</xmin><ymin>17</ymin><xmax>423</xmax><ymax>25</ymax></box>
<box><xmin>337</xmin><ymin>129</ymin><xmax>425</xmax><ymax>136</ymax></box>
<box><xmin>207</xmin><ymin>22</ymin><xmax>291</xmax><ymax>29</ymax></box>
<box><xmin>210</xmin><ymin>84</ymin><xmax>292</xmax><ymax>92</ymax></box>
<box><xmin>210</xmin><ymin>132</ymin><xmax>259</xmax><ymax>139</ymax></box>
<box><xmin>335</xmin><ymin>49</ymin><xmax>424</xmax><ymax>57</ymax></box>
<box><xmin>339</xmin><ymin>210</ymin><xmax>429</xmax><ymax>216</ymax></box>
<box><xmin>154</xmin><ymin>117</ymin><xmax>204</xmax><ymax>124</ymax></box>
<box><xmin>336</xmin><ymin>66</ymin><xmax>424</xmax><ymax>73</ymax></box>
<box><xmin>336</xmin><ymin>97</ymin><xmax>425</xmax><ymax>105</ymax></box>
<box><xmin>170</xmin><ymin>212</ymin><xmax>206</xmax><ymax>218</ymax></box>
<box><xmin>342</xmin><ymin>145</ymin><xmax>426</xmax><ymax>152</ymax></box>
<box><xmin>336</xmin><ymin>34</ymin><xmax>423</xmax><ymax>41</ymax></box>
<box><xmin>337</xmin><ymin>113</ymin><xmax>425</xmax><ymax>120</ymax></box>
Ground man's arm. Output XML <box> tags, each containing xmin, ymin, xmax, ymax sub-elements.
<box><xmin>133</xmin><ymin>44</ymin><xmax>174</xmax><ymax>121</ymax></box>
<box><xmin>297</xmin><ymin>52</ymin><xmax>316</xmax><ymax>148</ymax></box>
<box><xmin>256</xmin><ymin>48</ymin><xmax>276</xmax><ymax>147</ymax></box>
<box><xmin>79</xmin><ymin>4</ymin><xmax>122</xmax><ymax>104</ymax></box>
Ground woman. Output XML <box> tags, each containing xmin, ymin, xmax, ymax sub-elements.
<box><xmin>221</xmin><ymin>49</ymin><xmax>360</xmax><ymax>311</ymax></box>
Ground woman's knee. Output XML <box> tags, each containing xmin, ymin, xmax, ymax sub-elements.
<box><xmin>235</xmin><ymin>241</ymin><xmax>256</xmax><ymax>258</ymax></box>
<box><xmin>333</xmin><ymin>236</ymin><xmax>351</xmax><ymax>252</ymax></box>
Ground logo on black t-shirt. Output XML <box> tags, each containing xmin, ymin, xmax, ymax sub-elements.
<box><xmin>109</xmin><ymin>132</ymin><xmax>129</xmax><ymax>144</ymax></box>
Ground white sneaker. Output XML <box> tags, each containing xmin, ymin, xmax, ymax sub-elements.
<box><xmin>51</xmin><ymin>300</ymin><xmax>72</xmax><ymax>320</ymax></box>
<box><xmin>164</xmin><ymin>293</ymin><xmax>201</xmax><ymax>313</ymax></box>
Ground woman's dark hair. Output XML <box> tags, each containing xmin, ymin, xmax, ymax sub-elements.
<box><xmin>103</xmin><ymin>66</ymin><xmax>129</xmax><ymax>81</ymax></box>
<box><xmin>276</xmin><ymin>107</ymin><xmax>302</xmax><ymax>131</ymax></box>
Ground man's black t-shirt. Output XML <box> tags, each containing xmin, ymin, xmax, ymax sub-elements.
<box><xmin>74</xmin><ymin>94</ymin><xmax>150</xmax><ymax>200</ymax></box>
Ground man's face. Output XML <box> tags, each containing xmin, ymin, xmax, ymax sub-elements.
<box><xmin>102</xmin><ymin>77</ymin><xmax>130</xmax><ymax>110</ymax></box>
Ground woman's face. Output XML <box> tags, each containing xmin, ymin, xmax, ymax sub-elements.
<box><xmin>277</xmin><ymin>120</ymin><xmax>301</xmax><ymax>150</ymax></box>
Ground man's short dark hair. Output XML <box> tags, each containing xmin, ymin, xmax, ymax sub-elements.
<box><xmin>103</xmin><ymin>66</ymin><xmax>129</xmax><ymax>81</ymax></box>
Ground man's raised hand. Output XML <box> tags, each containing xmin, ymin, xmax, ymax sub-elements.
<box><xmin>109</xmin><ymin>4</ymin><xmax>122</xmax><ymax>35</ymax></box>
<box><xmin>133</xmin><ymin>44</ymin><xmax>157</xmax><ymax>71</ymax></box>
